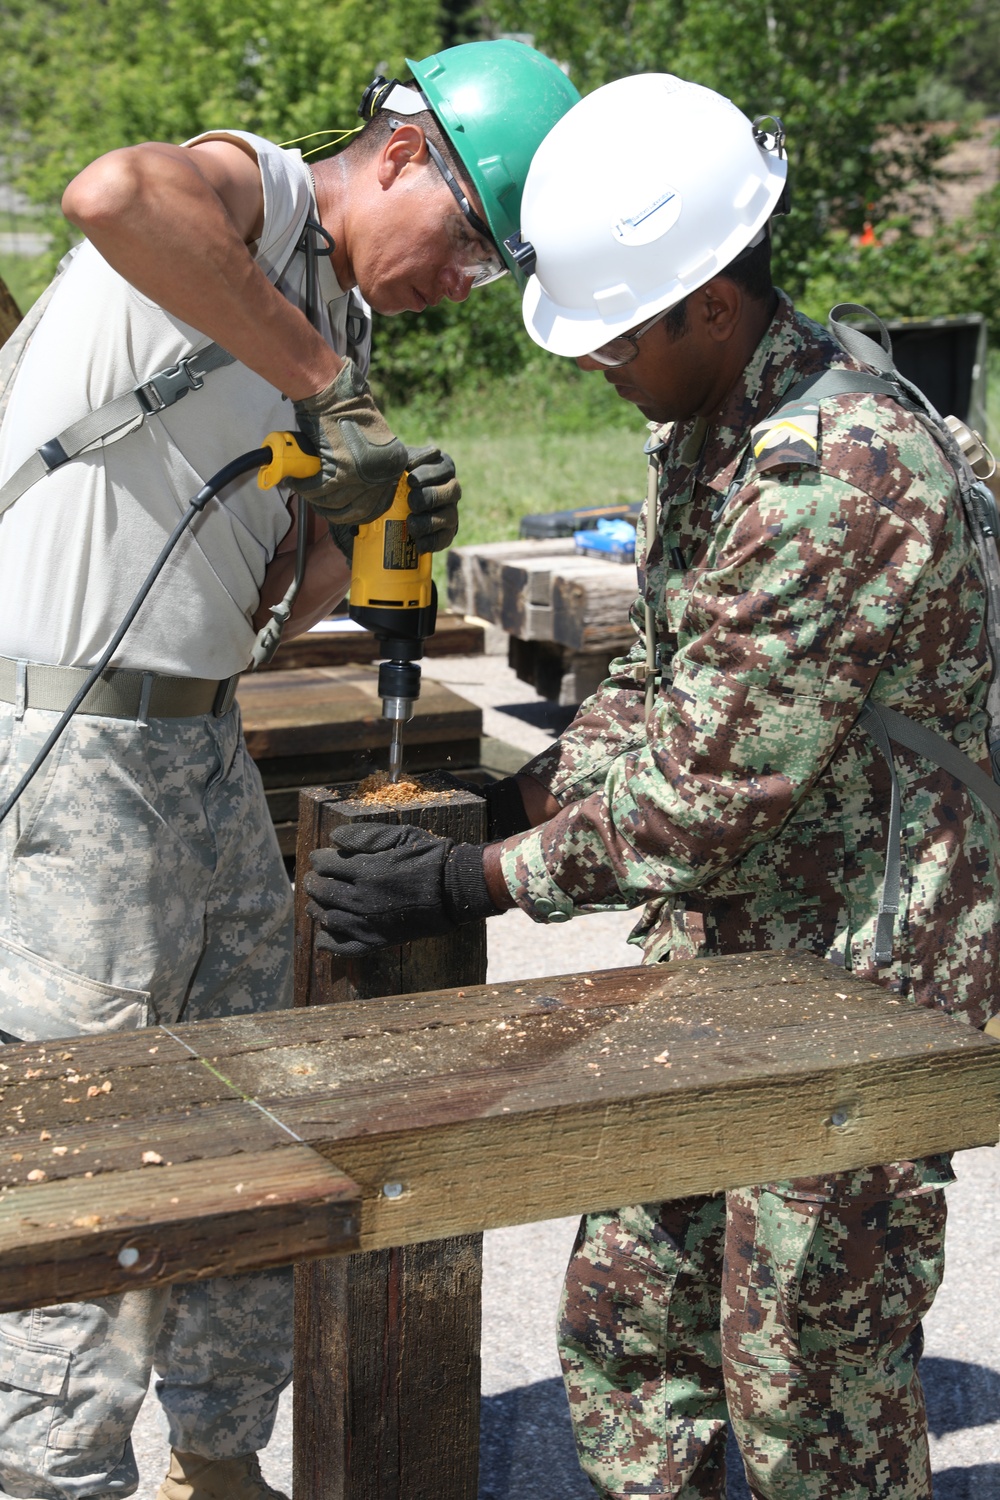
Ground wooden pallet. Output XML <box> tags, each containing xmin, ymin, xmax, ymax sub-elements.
<box><xmin>262</xmin><ymin>611</ymin><xmax>484</xmax><ymax>672</ymax></box>
<box><xmin>447</xmin><ymin>538</ymin><xmax>638</xmax><ymax>703</ymax></box>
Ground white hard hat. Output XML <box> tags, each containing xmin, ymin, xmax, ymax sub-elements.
<box><xmin>519</xmin><ymin>73</ymin><xmax>788</xmax><ymax>358</ymax></box>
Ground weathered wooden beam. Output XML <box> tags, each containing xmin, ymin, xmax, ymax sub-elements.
<box><xmin>2</xmin><ymin>954</ymin><xmax>998</xmax><ymax>1293</ymax></box>
<box><xmin>262</xmin><ymin>612</ymin><xmax>484</xmax><ymax>672</ymax></box>
<box><xmin>0</xmin><ymin>1140</ymin><xmax>358</xmax><ymax>1314</ymax></box>
<box><xmin>446</xmin><ymin>538</ymin><xmax>636</xmax><ymax>653</ymax></box>
<box><xmin>293</xmin><ymin>780</ymin><xmax>488</xmax><ymax>1500</ymax></box>
<box><xmin>293</xmin><ymin>782</ymin><xmax>487</xmax><ymax>1007</ymax></box>
<box><xmin>237</xmin><ymin>665</ymin><xmax>482</xmax><ymax>763</ymax></box>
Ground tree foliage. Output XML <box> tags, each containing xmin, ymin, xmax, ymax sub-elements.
<box><xmin>0</xmin><ymin>0</ymin><xmax>441</xmax><ymax>255</ymax></box>
<box><xmin>798</xmin><ymin>186</ymin><xmax>1000</xmax><ymax>340</ymax></box>
<box><xmin>0</xmin><ymin>0</ymin><xmax>994</xmax><ymax>411</ymax></box>
<box><xmin>480</xmin><ymin>0</ymin><xmax>966</xmax><ymax>297</ymax></box>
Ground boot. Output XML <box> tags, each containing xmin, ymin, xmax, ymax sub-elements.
<box><xmin>155</xmin><ymin>1449</ymin><xmax>289</xmax><ymax>1500</ymax></box>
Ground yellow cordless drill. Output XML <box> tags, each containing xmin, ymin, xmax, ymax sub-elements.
<box><xmin>348</xmin><ymin>473</ymin><xmax>437</xmax><ymax>783</ymax></box>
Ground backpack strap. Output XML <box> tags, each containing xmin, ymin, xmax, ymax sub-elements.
<box><xmin>859</xmin><ymin>699</ymin><xmax>1000</xmax><ymax>966</ymax></box>
<box><xmin>753</xmin><ymin>322</ymin><xmax>1000</xmax><ymax>967</ymax></box>
<box><xmin>0</xmin><ymin>340</ymin><xmax>235</xmax><ymax>520</ymax></box>
<box><xmin>781</xmin><ymin>368</ymin><xmax>900</xmax><ymax>405</ymax></box>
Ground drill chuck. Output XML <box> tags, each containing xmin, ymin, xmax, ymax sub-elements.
<box><xmin>377</xmin><ymin>659</ymin><xmax>421</xmax><ymax>720</ymax></box>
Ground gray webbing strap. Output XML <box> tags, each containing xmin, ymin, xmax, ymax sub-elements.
<box><xmin>857</xmin><ymin>702</ymin><xmax>903</xmax><ymax>967</ymax></box>
<box><xmin>865</xmin><ymin>701</ymin><xmax>1000</xmax><ymax>819</ymax></box>
<box><xmin>0</xmin><ymin>342</ymin><xmax>235</xmax><ymax>518</ymax></box>
<box><xmin>859</xmin><ymin>699</ymin><xmax>1000</xmax><ymax>965</ymax></box>
<box><xmin>781</xmin><ymin>369</ymin><xmax>900</xmax><ymax>406</ymax></box>
<box><xmin>828</xmin><ymin>303</ymin><xmax>896</xmax><ymax>375</ymax></box>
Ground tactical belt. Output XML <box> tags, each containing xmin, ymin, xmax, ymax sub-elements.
<box><xmin>0</xmin><ymin>658</ymin><xmax>239</xmax><ymax>720</ymax></box>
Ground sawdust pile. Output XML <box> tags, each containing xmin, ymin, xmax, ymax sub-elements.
<box><xmin>355</xmin><ymin>772</ymin><xmax>441</xmax><ymax>805</ymax></box>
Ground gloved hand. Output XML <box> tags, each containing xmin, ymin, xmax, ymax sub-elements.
<box><xmin>431</xmin><ymin>773</ymin><xmax>533</xmax><ymax>840</ymax></box>
<box><xmin>292</xmin><ymin>359</ymin><xmax>408</xmax><ymax>526</ymax></box>
<box><xmin>303</xmin><ymin>823</ymin><xmax>500</xmax><ymax>956</ymax></box>
<box><xmin>405</xmin><ymin>444</ymin><xmax>461</xmax><ymax>553</ymax></box>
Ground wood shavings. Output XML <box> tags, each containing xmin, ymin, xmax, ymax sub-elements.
<box><xmin>354</xmin><ymin>772</ymin><xmax>456</xmax><ymax>805</ymax></box>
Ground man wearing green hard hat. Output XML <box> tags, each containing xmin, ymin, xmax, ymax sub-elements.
<box><xmin>0</xmin><ymin>38</ymin><xmax>578</xmax><ymax>1500</ymax></box>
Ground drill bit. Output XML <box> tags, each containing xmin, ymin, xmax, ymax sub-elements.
<box><xmin>388</xmin><ymin>717</ymin><xmax>405</xmax><ymax>784</ymax></box>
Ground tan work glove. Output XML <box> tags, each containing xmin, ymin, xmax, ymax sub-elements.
<box><xmin>292</xmin><ymin>359</ymin><xmax>408</xmax><ymax>525</ymax></box>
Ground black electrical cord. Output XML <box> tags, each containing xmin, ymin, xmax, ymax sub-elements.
<box><xmin>0</xmin><ymin>446</ymin><xmax>270</xmax><ymax>829</ymax></box>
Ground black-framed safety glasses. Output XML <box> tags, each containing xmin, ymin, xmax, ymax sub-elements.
<box><xmin>586</xmin><ymin>307</ymin><xmax>673</xmax><ymax>367</ymax></box>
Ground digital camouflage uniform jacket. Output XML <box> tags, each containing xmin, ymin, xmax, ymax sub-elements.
<box><xmin>501</xmin><ymin>295</ymin><xmax>1000</xmax><ymax>1041</ymax></box>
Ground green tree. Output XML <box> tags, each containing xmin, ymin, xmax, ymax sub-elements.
<box><xmin>798</xmin><ymin>185</ymin><xmax>1000</xmax><ymax>341</ymax></box>
<box><xmin>479</xmin><ymin>0</ymin><xmax>965</xmax><ymax>296</ymax></box>
<box><xmin>0</xmin><ymin>0</ymin><xmax>442</xmax><ymax>257</ymax></box>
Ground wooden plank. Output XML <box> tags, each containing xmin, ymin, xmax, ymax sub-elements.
<box><xmin>447</xmin><ymin>539</ymin><xmax>637</xmax><ymax>652</ymax></box>
<box><xmin>550</xmin><ymin>562</ymin><xmax>638</xmax><ymax>651</ymax></box>
<box><xmin>262</xmin><ymin>613</ymin><xmax>484</xmax><ymax>672</ymax></box>
<box><xmin>508</xmin><ymin>637</ymin><xmax>619</xmax><ymax>705</ymax></box>
<box><xmin>236</xmin><ymin>665</ymin><xmax>481</xmax><ymax>761</ymax></box>
<box><xmin>0</xmin><ymin>1146</ymin><xmax>359</xmax><ymax>1313</ymax></box>
<box><xmin>294</xmin><ymin>779</ymin><xmax>488</xmax><ymax>1500</ymax></box>
<box><xmin>295</xmin><ymin>1232</ymin><xmax>481</xmax><ymax>1500</ymax></box>
<box><xmin>447</xmin><ymin>538</ymin><xmax>571</xmax><ymax>617</ymax></box>
<box><xmin>3</xmin><ymin>954</ymin><xmax>998</xmax><ymax>1289</ymax></box>
<box><xmin>294</xmin><ymin>783</ymin><xmax>487</xmax><ymax>1010</ymax></box>
<box><xmin>201</xmin><ymin>954</ymin><xmax>1000</xmax><ymax>1250</ymax></box>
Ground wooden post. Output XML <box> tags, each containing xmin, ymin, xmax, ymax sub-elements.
<box><xmin>293</xmin><ymin>781</ymin><xmax>487</xmax><ymax>1500</ymax></box>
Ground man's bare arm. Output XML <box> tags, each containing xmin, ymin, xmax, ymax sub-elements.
<box><xmin>62</xmin><ymin>140</ymin><xmax>342</xmax><ymax>400</ymax></box>
<box><xmin>252</xmin><ymin>502</ymin><xmax>352</xmax><ymax>638</ymax></box>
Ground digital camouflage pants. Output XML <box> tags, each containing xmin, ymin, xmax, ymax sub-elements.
<box><xmin>559</xmin><ymin>1170</ymin><xmax>947</xmax><ymax>1498</ymax></box>
<box><xmin>0</xmin><ymin>703</ymin><xmax>294</xmax><ymax>1500</ymax></box>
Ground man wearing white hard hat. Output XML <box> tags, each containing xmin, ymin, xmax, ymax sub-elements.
<box><xmin>302</xmin><ymin>73</ymin><xmax>1000</xmax><ymax>1498</ymax></box>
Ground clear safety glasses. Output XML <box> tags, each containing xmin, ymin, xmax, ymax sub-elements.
<box><xmin>421</xmin><ymin>134</ymin><xmax>508</xmax><ymax>287</ymax></box>
<box><xmin>586</xmin><ymin>307</ymin><xmax>672</xmax><ymax>367</ymax></box>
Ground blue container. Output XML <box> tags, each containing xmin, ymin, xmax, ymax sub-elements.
<box><xmin>573</xmin><ymin>517</ymin><xmax>637</xmax><ymax>564</ymax></box>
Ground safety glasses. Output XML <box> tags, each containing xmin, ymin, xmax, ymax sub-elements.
<box><xmin>420</xmin><ymin>133</ymin><xmax>508</xmax><ymax>287</ymax></box>
<box><xmin>586</xmin><ymin>307</ymin><xmax>672</xmax><ymax>367</ymax></box>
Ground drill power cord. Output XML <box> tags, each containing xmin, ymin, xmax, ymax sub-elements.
<box><xmin>0</xmin><ymin>446</ymin><xmax>269</xmax><ymax>831</ymax></box>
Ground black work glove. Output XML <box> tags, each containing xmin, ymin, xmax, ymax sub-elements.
<box><xmin>292</xmin><ymin>359</ymin><xmax>408</xmax><ymax>526</ymax></box>
<box><xmin>303</xmin><ymin>823</ymin><xmax>500</xmax><ymax>956</ymax></box>
<box><xmin>405</xmin><ymin>444</ymin><xmax>461</xmax><ymax>554</ymax></box>
<box><xmin>432</xmin><ymin>773</ymin><xmax>533</xmax><ymax>840</ymax></box>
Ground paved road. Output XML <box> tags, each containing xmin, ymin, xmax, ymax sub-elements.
<box><xmin>128</xmin><ymin>651</ymin><xmax>1000</xmax><ymax>1497</ymax></box>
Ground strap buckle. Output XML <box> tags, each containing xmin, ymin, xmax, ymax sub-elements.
<box><xmin>212</xmin><ymin>675</ymin><xmax>239</xmax><ymax>718</ymax></box>
<box><xmin>135</xmin><ymin>355</ymin><xmax>206</xmax><ymax>416</ymax></box>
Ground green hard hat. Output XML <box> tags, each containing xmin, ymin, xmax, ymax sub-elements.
<box><xmin>406</xmin><ymin>40</ymin><xmax>581</xmax><ymax>287</ymax></box>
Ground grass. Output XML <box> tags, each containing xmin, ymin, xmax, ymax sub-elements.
<box><xmin>388</xmin><ymin>361</ymin><xmax>647</xmax><ymax>598</ymax></box>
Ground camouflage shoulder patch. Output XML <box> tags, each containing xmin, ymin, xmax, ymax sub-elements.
<box><xmin>752</xmin><ymin>401</ymin><xmax>820</xmax><ymax>474</ymax></box>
